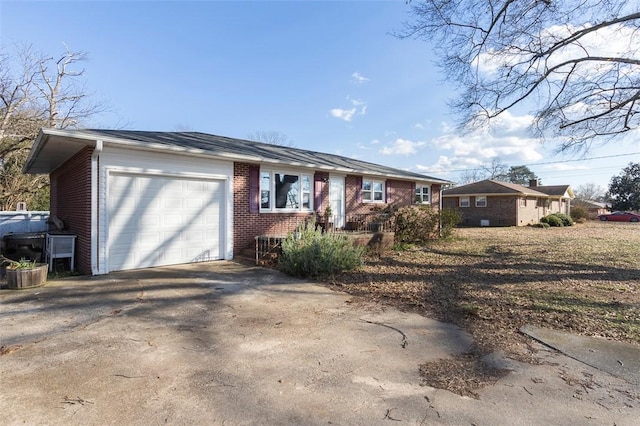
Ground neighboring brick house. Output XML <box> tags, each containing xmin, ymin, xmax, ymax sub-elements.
<box><xmin>24</xmin><ymin>128</ymin><xmax>449</xmax><ymax>275</ymax></box>
<box><xmin>442</xmin><ymin>179</ymin><xmax>574</xmax><ymax>227</ymax></box>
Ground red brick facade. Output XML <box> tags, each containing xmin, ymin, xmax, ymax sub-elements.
<box><xmin>443</xmin><ymin>195</ymin><xmax>553</xmax><ymax>226</ymax></box>
<box><xmin>233</xmin><ymin>164</ymin><xmax>441</xmax><ymax>254</ymax></box>
<box><xmin>49</xmin><ymin>147</ymin><xmax>93</xmax><ymax>274</ymax></box>
<box><xmin>233</xmin><ymin>163</ymin><xmax>314</xmax><ymax>256</ymax></box>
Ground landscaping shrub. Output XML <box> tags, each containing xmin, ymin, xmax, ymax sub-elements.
<box><xmin>279</xmin><ymin>219</ymin><xmax>365</xmax><ymax>279</ymax></box>
<box><xmin>393</xmin><ymin>205</ymin><xmax>462</xmax><ymax>243</ymax></box>
<box><xmin>393</xmin><ymin>205</ymin><xmax>439</xmax><ymax>244</ymax></box>
<box><xmin>540</xmin><ymin>213</ymin><xmax>574</xmax><ymax>227</ymax></box>
<box><xmin>440</xmin><ymin>208</ymin><xmax>462</xmax><ymax>238</ymax></box>
<box><xmin>554</xmin><ymin>213</ymin><xmax>574</xmax><ymax>226</ymax></box>
<box><xmin>570</xmin><ymin>206</ymin><xmax>589</xmax><ymax>221</ymax></box>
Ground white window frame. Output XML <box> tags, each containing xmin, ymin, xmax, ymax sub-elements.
<box><xmin>260</xmin><ymin>169</ymin><xmax>313</xmax><ymax>212</ymax></box>
<box><xmin>415</xmin><ymin>185</ymin><xmax>431</xmax><ymax>204</ymax></box>
<box><xmin>476</xmin><ymin>196</ymin><xmax>487</xmax><ymax>207</ymax></box>
<box><xmin>362</xmin><ymin>178</ymin><xmax>385</xmax><ymax>203</ymax></box>
<box><xmin>459</xmin><ymin>196</ymin><xmax>470</xmax><ymax>208</ymax></box>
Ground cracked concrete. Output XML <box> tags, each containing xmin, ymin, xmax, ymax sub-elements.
<box><xmin>1</xmin><ymin>261</ymin><xmax>638</xmax><ymax>425</ymax></box>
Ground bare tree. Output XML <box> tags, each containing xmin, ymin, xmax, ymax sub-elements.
<box><xmin>0</xmin><ymin>44</ymin><xmax>105</xmax><ymax>210</ymax></box>
<box><xmin>247</xmin><ymin>130</ymin><xmax>294</xmax><ymax>147</ymax></box>
<box><xmin>457</xmin><ymin>157</ymin><xmax>508</xmax><ymax>184</ymax></box>
<box><xmin>398</xmin><ymin>1</ymin><xmax>640</xmax><ymax>151</ymax></box>
<box><xmin>482</xmin><ymin>158</ymin><xmax>509</xmax><ymax>180</ymax></box>
<box><xmin>458</xmin><ymin>168</ymin><xmax>486</xmax><ymax>184</ymax></box>
<box><xmin>575</xmin><ymin>182</ymin><xmax>606</xmax><ymax>201</ymax></box>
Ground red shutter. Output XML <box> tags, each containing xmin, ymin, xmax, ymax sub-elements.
<box><xmin>386</xmin><ymin>180</ymin><xmax>391</xmax><ymax>203</ymax></box>
<box><xmin>314</xmin><ymin>173</ymin><xmax>324</xmax><ymax>213</ymax></box>
<box><xmin>411</xmin><ymin>182</ymin><xmax>416</xmax><ymax>204</ymax></box>
<box><xmin>357</xmin><ymin>176</ymin><xmax>362</xmax><ymax>203</ymax></box>
<box><xmin>249</xmin><ymin>165</ymin><xmax>259</xmax><ymax>213</ymax></box>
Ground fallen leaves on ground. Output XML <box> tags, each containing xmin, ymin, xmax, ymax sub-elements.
<box><xmin>328</xmin><ymin>222</ymin><xmax>640</xmax><ymax>397</ymax></box>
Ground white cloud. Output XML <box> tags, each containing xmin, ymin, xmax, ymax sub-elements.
<box><xmin>329</xmin><ymin>98</ymin><xmax>367</xmax><ymax>122</ymax></box>
<box><xmin>416</xmin><ymin>155</ymin><xmax>482</xmax><ymax>174</ymax></box>
<box><xmin>351</xmin><ymin>72</ymin><xmax>370</xmax><ymax>84</ymax></box>
<box><xmin>429</xmin><ymin>111</ymin><xmax>543</xmax><ymax>163</ymax></box>
<box><xmin>380</xmin><ymin>138</ymin><xmax>426</xmax><ymax>155</ymax></box>
<box><xmin>330</xmin><ymin>108</ymin><xmax>357</xmax><ymax>122</ymax></box>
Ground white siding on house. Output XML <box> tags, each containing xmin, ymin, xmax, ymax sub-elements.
<box><xmin>97</xmin><ymin>147</ymin><xmax>234</xmax><ymax>274</ymax></box>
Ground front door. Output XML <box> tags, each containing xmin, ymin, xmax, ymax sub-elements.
<box><xmin>329</xmin><ymin>176</ymin><xmax>345</xmax><ymax>229</ymax></box>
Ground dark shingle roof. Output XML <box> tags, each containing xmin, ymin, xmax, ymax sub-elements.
<box><xmin>535</xmin><ymin>185</ymin><xmax>574</xmax><ymax>198</ymax></box>
<box><xmin>442</xmin><ymin>179</ymin><xmax>549</xmax><ymax>197</ymax></box>
<box><xmin>76</xmin><ymin>129</ymin><xmax>450</xmax><ymax>183</ymax></box>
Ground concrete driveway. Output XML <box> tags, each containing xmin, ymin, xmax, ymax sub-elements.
<box><xmin>0</xmin><ymin>261</ymin><xmax>638</xmax><ymax>425</ymax></box>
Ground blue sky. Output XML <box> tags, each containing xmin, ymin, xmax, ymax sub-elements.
<box><xmin>2</xmin><ymin>0</ymin><xmax>639</xmax><ymax>191</ymax></box>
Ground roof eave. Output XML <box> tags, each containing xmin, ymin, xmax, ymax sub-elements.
<box><xmin>25</xmin><ymin>128</ymin><xmax>453</xmax><ymax>183</ymax></box>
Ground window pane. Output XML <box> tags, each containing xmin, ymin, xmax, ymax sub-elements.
<box><xmin>373</xmin><ymin>182</ymin><xmax>383</xmax><ymax>192</ymax></box>
<box><xmin>302</xmin><ymin>175</ymin><xmax>311</xmax><ymax>209</ymax></box>
<box><xmin>362</xmin><ymin>181</ymin><xmax>372</xmax><ymax>191</ymax></box>
<box><xmin>260</xmin><ymin>172</ymin><xmax>270</xmax><ymax>209</ymax></box>
<box><xmin>275</xmin><ymin>173</ymin><xmax>299</xmax><ymax>209</ymax></box>
<box><xmin>374</xmin><ymin>191</ymin><xmax>383</xmax><ymax>201</ymax></box>
<box><xmin>302</xmin><ymin>175</ymin><xmax>310</xmax><ymax>192</ymax></box>
<box><xmin>362</xmin><ymin>191</ymin><xmax>372</xmax><ymax>201</ymax></box>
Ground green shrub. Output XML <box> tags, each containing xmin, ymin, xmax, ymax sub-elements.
<box><xmin>554</xmin><ymin>213</ymin><xmax>574</xmax><ymax>226</ymax></box>
<box><xmin>393</xmin><ymin>205</ymin><xmax>461</xmax><ymax>243</ymax></box>
<box><xmin>279</xmin><ymin>219</ymin><xmax>365</xmax><ymax>279</ymax></box>
<box><xmin>532</xmin><ymin>222</ymin><xmax>551</xmax><ymax>228</ymax></box>
<box><xmin>393</xmin><ymin>205</ymin><xmax>439</xmax><ymax>244</ymax></box>
<box><xmin>570</xmin><ymin>206</ymin><xmax>589</xmax><ymax>221</ymax></box>
<box><xmin>540</xmin><ymin>214</ymin><xmax>562</xmax><ymax>227</ymax></box>
<box><xmin>440</xmin><ymin>208</ymin><xmax>462</xmax><ymax>238</ymax></box>
<box><xmin>540</xmin><ymin>213</ymin><xmax>574</xmax><ymax>227</ymax></box>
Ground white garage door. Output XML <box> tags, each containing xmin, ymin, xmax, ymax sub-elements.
<box><xmin>108</xmin><ymin>172</ymin><xmax>224</xmax><ymax>271</ymax></box>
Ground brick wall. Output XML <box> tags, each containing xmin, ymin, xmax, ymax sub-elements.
<box><xmin>431</xmin><ymin>184</ymin><xmax>441</xmax><ymax>206</ymax></box>
<box><xmin>443</xmin><ymin>195</ymin><xmax>518</xmax><ymax>226</ymax></box>
<box><xmin>234</xmin><ymin>163</ymin><xmax>443</xmax><ymax>253</ymax></box>
<box><xmin>387</xmin><ymin>179</ymin><xmax>413</xmax><ymax>205</ymax></box>
<box><xmin>233</xmin><ymin>162</ymin><xmax>314</xmax><ymax>255</ymax></box>
<box><xmin>346</xmin><ymin>175</ymin><xmax>430</xmax><ymax>215</ymax></box>
<box><xmin>49</xmin><ymin>147</ymin><xmax>93</xmax><ymax>274</ymax></box>
<box><xmin>517</xmin><ymin>197</ymin><xmax>544</xmax><ymax>225</ymax></box>
<box><xmin>444</xmin><ymin>195</ymin><xmax>557</xmax><ymax>226</ymax></box>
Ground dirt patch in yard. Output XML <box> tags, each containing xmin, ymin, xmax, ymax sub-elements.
<box><xmin>327</xmin><ymin>221</ymin><xmax>640</xmax><ymax>396</ymax></box>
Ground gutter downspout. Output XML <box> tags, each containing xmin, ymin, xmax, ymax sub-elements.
<box><xmin>91</xmin><ymin>140</ymin><xmax>103</xmax><ymax>275</ymax></box>
<box><xmin>439</xmin><ymin>184</ymin><xmax>444</xmax><ymax>237</ymax></box>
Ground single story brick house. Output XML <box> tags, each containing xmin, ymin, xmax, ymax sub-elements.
<box><xmin>442</xmin><ymin>179</ymin><xmax>574</xmax><ymax>227</ymax></box>
<box><xmin>24</xmin><ymin>129</ymin><xmax>449</xmax><ymax>275</ymax></box>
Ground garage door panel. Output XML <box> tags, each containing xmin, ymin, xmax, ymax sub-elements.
<box><xmin>108</xmin><ymin>173</ymin><xmax>224</xmax><ymax>271</ymax></box>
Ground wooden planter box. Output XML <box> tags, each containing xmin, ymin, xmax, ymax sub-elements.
<box><xmin>6</xmin><ymin>264</ymin><xmax>48</xmax><ymax>289</ymax></box>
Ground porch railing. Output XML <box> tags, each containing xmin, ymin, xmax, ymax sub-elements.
<box><xmin>254</xmin><ymin>212</ymin><xmax>395</xmax><ymax>264</ymax></box>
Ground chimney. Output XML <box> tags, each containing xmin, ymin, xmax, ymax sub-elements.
<box><xmin>529</xmin><ymin>179</ymin><xmax>538</xmax><ymax>187</ymax></box>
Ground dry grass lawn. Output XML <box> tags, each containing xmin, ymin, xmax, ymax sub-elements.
<box><xmin>328</xmin><ymin>221</ymin><xmax>640</xmax><ymax>397</ymax></box>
